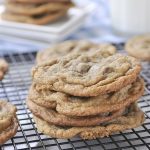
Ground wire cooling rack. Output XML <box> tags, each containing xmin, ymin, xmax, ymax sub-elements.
<box><xmin>0</xmin><ymin>44</ymin><xmax>150</xmax><ymax>150</ymax></box>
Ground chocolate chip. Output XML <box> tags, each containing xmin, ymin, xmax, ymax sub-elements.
<box><xmin>76</xmin><ymin>63</ymin><xmax>90</xmax><ymax>73</ymax></box>
<box><xmin>103</xmin><ymin>67</ymin><xmax>114</xmax><ymax>75</ymax></box>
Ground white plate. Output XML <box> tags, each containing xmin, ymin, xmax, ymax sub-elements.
<box><xmin>0</xmin><ymin>3</ymin><xmax>94</xmax><ymax>42</ymax></box>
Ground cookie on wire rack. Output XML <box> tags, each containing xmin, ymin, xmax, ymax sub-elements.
<box><xmin>125</xmin><ymin>35</ymin><xmax>150</xmax><ymax>61</ymax></box>
<box><xmin>0</xmin><ymin>100</ymin><xmax>18</xmax><ymax>144</ymax></box>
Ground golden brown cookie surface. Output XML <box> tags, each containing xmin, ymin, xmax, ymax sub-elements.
<box><xmin>7</xmin><ymin>0</ymin><xmax>71</xmax><ymax>4</ymax></box>
<box><xmin>27</xmin><ymin>99</ymin><xmax>125</xmax><ymax>127</ymax></box>
<box><xmin>32</xmin><ymin>50</ymin><xmax>141</xmax><ymax>96</ymax></box>
<box><xmin>0</xmin><ymin>100</ymin><xmax>18</xmax><ymax>144</ymax></box>
<box><xmin>5</xmin><ymin>1</ymin><xmax>74</xmax><ymax>16</ymax></box>
<box><xmin>0</xmin><ymin>59</ymin><xmax>8</xmax><ymax>80</ymax></box>
<box><xmin>36</xmin><ymin>40</ymin><xmax>116</xmax><ymax>64</ymax></box>
<box><xmin>0</xmin><ymin>100</ymin><xmax>17</xmax><ymax>132</ymax></box>
<box><xmin>33</xmin><ymin>103</ymin><xmax>145</xmax><ymax>139</ymax></box>
<box><xmin>29</xmin><ymin>77</ymin><xmax>144</xmax><ymax>116</ymax></box>
<box><xmin>0</xmin><ymin>117</ymin><xmax>18</xmax><ymax>145</ymax></box>
<box><xmin>1</xmin><ymin>10</ymin><xmax>68</xmax><ymax>25</ymax></box>
<box><xmin>125</xmin><ymin>35</ymin><xmax>150</xmax><ymax>61</ymax></box>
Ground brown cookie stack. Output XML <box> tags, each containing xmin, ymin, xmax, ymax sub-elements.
<box><xmin>27</xmin><ymin>40</ymin><xmax>145</xmax><ymax>139</ymax></box>
<box><xmin>2</xmin><ymin>0</ymin><xmax>74</xmax><ymax>25</ymax></box>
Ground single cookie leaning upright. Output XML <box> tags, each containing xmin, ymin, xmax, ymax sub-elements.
<box><xmin>32</xmin><ymin>49</ymin><xmax>141</xmax><ymax>96</ymax></box>
<box><xmin>125</xmin><ymin>35</ymin><xmax>150</xmax><ymax>61</ymax></box>
<box><xmin>36</xmin><ymin>40</ymin><xmax>117</xmax><ymax>64</ymax></box>
<box><xmin>0</xmin><ymin>100</ymin><xmax>18</xmax><ymax>145</ymax></box>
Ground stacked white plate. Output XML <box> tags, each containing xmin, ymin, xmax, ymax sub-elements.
<box><xmin>0</xmin><ymin>2</ymin><xmax>94</xmax><ymax>43</ymax></box>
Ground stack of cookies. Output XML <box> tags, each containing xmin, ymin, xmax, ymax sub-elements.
<box><xmin>2</xmin><ymin>0</ymin><xmax>74</xmax><ymax>25</ymax></box>
<box><xmin>27</xmin><ymin>40</ymin><xmax>145</xmax><ymax>139</ymax></box>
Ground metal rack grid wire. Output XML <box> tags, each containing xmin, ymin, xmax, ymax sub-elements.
<box><xmin>0</xmin><ymin>44</ymin><xmax>150</xmax><ymax>150</ymax></box>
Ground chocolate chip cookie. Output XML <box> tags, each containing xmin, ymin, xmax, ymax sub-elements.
<box><xmin>0</xmin><ymin>59</ymin><xmax>8</xmax><ymax>80</ymax></box>
<box><xmin>29</xmin><ymin>77</ymin><xmax>144</xmax><ymax>116</ymax></box>
<box><xmin>125</xmin><ymin>35</ymin><xmax>150</xmax><ymax>61</ymax></box>
<box><xmin>36</xmin><ymin>40</ymin><xmax>116</xmax><ymax>64</ymax></box>
<box><xmin>5</xmin><ymin>1</ymin><xmax>74</xmax><ymax>16</ymax></box>
<box><xmin>0</xmin><ymin>100</ymin><xmax>18</xmax><ymax>144</ymax></box>
<box><xmin>32</xmin><ymin>50</ymin><xmax>141</xmax><ymax>96</ymax></box>
<box><xmin>0</xmin><ymin>117</ymin><xmax>18</xmax><ymax>144</ymax></box>
<box><xmin>28</xmin><ymin>40</ymin><xmax>145</xmax><ymax>140</ymax></box>
<box><xmin>33</xmin><ymin>103</ymin><xmax>145</xmax><ymax>139</ymax></box>
<box><xmin>7</xmin><ymin>0</ymin><xmax>71</xmax><ymax>4</ymax></box>
<box><xmin>3</xmin><ymin>0</ymin><xmax>74</xmax><ymax>24</ymax></box>
<box><xmin>27</xmin><ymin>98</ymin><xmax>125</xmax><ymax>127</ymax></box>
<box><xmin>2</xmin><ymin>10</ymin><xmax>68</xmax><ymax>25</ymax></box>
